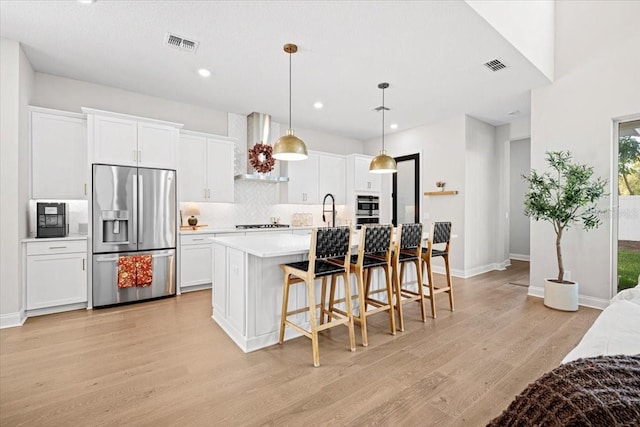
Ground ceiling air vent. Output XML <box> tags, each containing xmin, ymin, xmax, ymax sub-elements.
<box><xmin>165</xmin><ymin>33</ymin><xmax>199</xmax><ymax>54</ymax></box>
<box><xmin>483</xmin><ymin>59</ymin><xmax>507</xmax><ymax>72</ymax></box>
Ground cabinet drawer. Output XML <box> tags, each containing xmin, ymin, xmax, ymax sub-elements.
<box><xmin>27</xmin><ymin>240</ymin><xmax>87</xmax><ymax>256</ymax></box>
<box><xmin>180</xmin><ymin>234</ymin><xmax>214</xmax><ymax>246</ymax></box>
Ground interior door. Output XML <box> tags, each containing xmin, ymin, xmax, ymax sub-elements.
<box><xmin>392</xmin><ymin>154</ymin><xmax>420</xmax><ymax>226</ymax></box>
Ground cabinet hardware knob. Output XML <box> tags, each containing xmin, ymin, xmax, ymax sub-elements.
<box><xmin>82</xmin><ymin>259</ymin><xmax>85</xmax><ymax>271</ymax></box>
<box><xmin>84</xmin><ymin>183</ymin><xmax>87</xmax><ymax>195</ymax></box>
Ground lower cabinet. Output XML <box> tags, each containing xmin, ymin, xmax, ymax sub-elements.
<box><xmin>179</xmin><ymin>234</ymin><xmax>214</xmax><ymax>291</ymax></box>
<box><xmin>25</xmin><ymin>239</ymin><xmax>88</xmax><ymax>311</ymax></box>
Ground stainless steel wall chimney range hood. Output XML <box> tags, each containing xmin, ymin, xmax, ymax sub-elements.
<box><xmin>234</xmin><ymin>112</ymin><xmax>289</xmax><ymax>183</ymax></box>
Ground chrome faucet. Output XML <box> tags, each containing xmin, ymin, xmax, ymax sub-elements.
<box><xmin>322</xmin><ymin>193</ymin><xmax>336</xmax><ymax>227</ymax></box>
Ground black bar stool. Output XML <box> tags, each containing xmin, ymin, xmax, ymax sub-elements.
<box><xmin>278</xmin><ymin>226</ymin><xmax>355</xmax><ymax>367</ymax></box>
<box><xmin>326</xmin><ymin>224</ymin><xmax>395</xmax><ymax>347</ymax></box>
<box><xmin>421</xmin><ymin>221</ymin><xmax>454</xmax><ymax>318</ymax></box>
<box><xmin>392</xmin><ymin>223</ymin><xmax>425</xmax><ymax>331</ymax></box>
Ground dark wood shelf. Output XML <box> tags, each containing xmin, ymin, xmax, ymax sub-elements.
<box><xmin>424</xmin><ymin>190</ymin><xmax>458</xmax><ymax>196</ymax></box>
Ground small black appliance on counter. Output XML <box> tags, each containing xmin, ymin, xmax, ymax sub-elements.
<box><xmin>37</xmin><ymin>202</ymin><xmax>69</xmax><ymax>238</ymax></box>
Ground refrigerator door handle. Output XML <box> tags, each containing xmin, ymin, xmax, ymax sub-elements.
<box><xmin>96</xmin><ymin>256</ymin><xmax>119</xmax><ymax>262</ymax></box>
<box><xmin>132</xmin><ymin>174</ymin><xmax>138</xmax><ymax>247</ymax></box>
<box><xmin>138</xmin><ymin>174</ymin><xmax>144</xmax><ymax>245</ymax></box>
<box><xmin>152</xmin><ymin>253</ymin><xmax>173</xmax><ymax>259</ymax></box>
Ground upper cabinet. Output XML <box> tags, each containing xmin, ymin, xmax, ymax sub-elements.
<box><xmin>282</xmin><ymin>151</ymin><xmax>346</xmax><ymax>204</ymax></box>
<box><xmin>30</xmin><ymin>107</ymin><xmax>87</xmax><ymax>199</ymax></box>
<box><xmin>179</xmin><ymin>131</ymin><xmax>235</xmax><ymax>203</ymax></box>
<box><xmin>318</xmin><ymin>153</ymin><xmax>346</xmax><ymax>204</ymax></box>
<box><xmin>285</xmin><ymin>152</ymin><xmax>320</xmax><ymax>204</ymax></box>
<box><xmin>349</xmin><ymin>154</ymin><xmax>381</xmax><ymax>193</ymax></box>
<box><xmin>84</xmin><ymin>108</ymin><xmax>182</xmax><ymax>169</ymax></box>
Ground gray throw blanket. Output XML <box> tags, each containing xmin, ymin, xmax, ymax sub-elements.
<box><xmin>488</xmin><ymin>354</ymin><xmax>640</xmax><ymax>426</ymax></box>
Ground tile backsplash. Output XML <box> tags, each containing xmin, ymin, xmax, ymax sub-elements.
<box><xmin>180</xmin><ymin>180</ymin><xmax>347</xmax><ymax>228</ymax></box>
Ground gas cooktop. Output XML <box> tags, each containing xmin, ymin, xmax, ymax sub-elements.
<box><xmin>235</xmin><ymin>224</ymin><xmax>290</xmax><ymax>229</ymax></box>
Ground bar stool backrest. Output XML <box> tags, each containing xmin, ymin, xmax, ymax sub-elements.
<box><xmin>431</xmin><ymin>222</ymin><xmax>451</xmax><ymax>244</ymax></box>
<box><xmin>314</xmin><ymin>226</ymin><xmax>351</xmax><ymax>260</ymax></box>
<box><xmin>399</xmin><ymin>223</ymin><xmax>423</xmax><ymax>250</ymax></box>
<box><xmin>363</xmin><ymin>224</ymin><xmax>392</xmax><ymax>255</ymax></box>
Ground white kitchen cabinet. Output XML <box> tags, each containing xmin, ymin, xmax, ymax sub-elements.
<box><xmin>283</xmin><ymin>150</ymin><xmax>346</xmax><ymax>205</ymax></box>
<box><xmin>85</xmin><ymin>108</ymin><xmax>181</xmax><ymax>169</ymax></box>
<box><xmin>179</xmin><ymin>131</ymin><xmax>235</xmax><ymax>202</ymax></box>
<box><xmin>285</xmin><ymin>152</ymin><xmax>320</xmax><ymax>204</ymax></box>
<box><xmin>25</xmin><ymin>239</ymin><xmax>88</xmax><ymax>311</ymax></box>
<box><xmin>180</xmin><ymin>233</ymin><xmax>214</xmax><ymax>291</ymax></box>
<box><xmin>30</xmin><ymin>107</ymin><xmax>87</xmax><ymax>199</ymax></box>
<box><xmin>352</xmin><ymin>155</ymin><xmax>381</xmax><ymax>193</ymax></box>
<box><xmin>318</xmin><ymin>153</ymin><xmax>346</xmax><ymax>204</ymax></box>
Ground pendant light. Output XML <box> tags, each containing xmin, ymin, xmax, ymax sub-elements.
<box><xmin>273</xmin><ymin>43</ymin><xmax>308</xmax><ymax>161</ymax></box>
<box><xmin>369</xmin><ymin>82</ymin><xmax>397</xmax><ymax>173</ymax></box>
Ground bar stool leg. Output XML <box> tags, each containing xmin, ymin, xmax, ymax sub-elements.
<box><xmin>279</xmin><ymin>275</ymin><xmax>291</xmax><ymax>344</ymax></box>
<box><xmin>393</xmin><ymin>264</ymin><xmax>405</xmax><ymax>332</ymax></box>
<box><xmin>305</xmin><ymin>278</ymin><xmax>321</xmax><ymax>367</ymax></box>
<box><xmin>320</xmin><ymin>276</ymin><xmax>328</xmax><ymax>325</ymax></box>
<box><xmin>341</xmin><ymin>271</ymin><xmax>356</xmax><ymax>352</ymax></box>
<box><xmin>355</xmin><ymin>266</ymin><xmax>368</xmax><ymax>347</ymax></box>
<box><xmin>414</xmin><ymin>259</ymin><xmax>427</xmax><ymax>322</ymax></box>
<box><xmin>445</xmin><ymin>255</ymin><xmax>454</xmax><ymax>311</ymax></box>
<box><xmin>422</xmin><ymin>258</ymin><xmax>437</xmax><ymax>319</ymax></box>
<box><xmin>382</xmin><ymin>265</ymin><xmax>396</xmax><ymax>335</ymax></box>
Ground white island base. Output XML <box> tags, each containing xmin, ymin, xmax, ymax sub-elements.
<box><xmin>211</xmin><ymin>234</ymin><xmax>319</xmax><ymax>352</ymax></box>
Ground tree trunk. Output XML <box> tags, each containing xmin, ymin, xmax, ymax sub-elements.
<box><xmin>556</xmin><ymin>227</ymin><xmax>564</xmax><ymax>283</ymax></box>
<box><xmin>622</xmin><ymin>173</ymin><xmax>635</xmax><ymax>195</ymax></box>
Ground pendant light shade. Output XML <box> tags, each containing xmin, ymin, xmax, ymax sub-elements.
<box><xmin>273</xmin><ymin>43</ymin><xmax>308</xmax><ymax>161</ymax></box>
<box><xmin>370</xmin><ymin>82</ymin><xmax>397</xmax><ymax>174</ymax></box>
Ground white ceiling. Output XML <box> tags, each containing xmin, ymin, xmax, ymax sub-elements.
<box><xmin>0</xmin><ymin>0</ymin><xmax>550</xmax><ymax>140</ymax></box>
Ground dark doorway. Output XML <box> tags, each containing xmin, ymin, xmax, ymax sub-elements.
<box><xmin>392</xmin><ymin>153</ymin><xmax>420</xmax><ymax>226</ymax></box>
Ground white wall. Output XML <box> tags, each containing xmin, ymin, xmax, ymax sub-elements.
<box><xmin>364</xmin><ymin>115</ymin><xmax>467</xmax><ymax>276</ymax></box>
<box><xmin>529</xmin><ymin>0</ymin><xmax>640</xmax><ymax>307</ymax></box>
<box><xmin>494</xmin><ymin>124</ymin><xmax>511</xmax><ymax>267</ymax></box>
<box><xmin>33</xmin><ymin>73</ymin><xmax>229</xmax><ymax>135</ymax></box>
<box><xmin>1</xmin><ymin>38</ymin><xmax>34</xmax><ymax>327</ymax></box>
<box><xmin>464</xmin><ymin>116</ymin><xmax>498</xmax><ymax>274</ymax></box>
<box><xmin>466</xmin><ymin>0</ymin><xmax>554</xmax><ymax>81</ymax></box>
<box><xmin>509</xmin><ymin>138</ymin><xmax>531</xmax><ymax>259</ymax></box>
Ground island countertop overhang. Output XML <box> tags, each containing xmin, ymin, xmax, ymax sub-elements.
<box><xmin>209</xmin><ymin>234</ymin><xmax>312</xmax><ymax>257</ymax></box>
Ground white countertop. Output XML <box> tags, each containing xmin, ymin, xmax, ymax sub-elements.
<box><xmin>210</xmin><ymin>234</ymin><xmax>312</xmax><ymax>257</ymax></box>
<box><xmin>22</xmin><ymin>234</ymin><xmax>88</xmax><ymax>243</ymax></box>
<box><xmin>210</xmin><ymin>229</ymin><xmax>453</xmax><ymax>258</ymax></box>
<box><xmin>180</xmin><ymin>226</ymin><xmax>314</xmax><ymax>235</ymax></box>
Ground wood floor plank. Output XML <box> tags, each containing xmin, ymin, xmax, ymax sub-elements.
<box><xmin>0</xmin><ymin>262</ymin><xmax>601</xmax><ymax>426</ymax></box>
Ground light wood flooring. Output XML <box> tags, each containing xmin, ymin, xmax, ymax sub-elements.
<box><xmin>1</xmin><ymin>261</ymin><xmax>600</xmax><ymax>426</ymax></box>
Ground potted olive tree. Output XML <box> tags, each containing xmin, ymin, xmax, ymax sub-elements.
<box><xmin>524</xmin><ymin>151</ymin><xmax>607</xmax><ymax>311</ymax></box>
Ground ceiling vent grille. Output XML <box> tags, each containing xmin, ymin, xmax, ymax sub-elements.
<box><xmin>483</xmin><ymin>59</ymin><xmax>507</xmax><ymax>72</ymax></box>
<box><xmin>165</xmin><ymin>33</ymin><xmax>199</xmax><ymax>53</ymax></box>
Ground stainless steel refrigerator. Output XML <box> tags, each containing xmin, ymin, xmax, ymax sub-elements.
<box><xmin>92</xmin><ymin>164</ymin><xmax>176</xmax><ymax>307</ymax></box>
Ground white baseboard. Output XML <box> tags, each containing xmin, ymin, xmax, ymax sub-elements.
<box><xmin>0</xmin><ymin>312</ymin><xmax>26</xmax><ymax>329</ymax></box>
<box><xmin>460</xmin><ymin>263</ymin><xmax>504</xmax><ymax>278</ymax></box>
<box><xmin>510</xmin><ymin>253</ymin><xmax>530</xmax><ymax>261</ymax></box>
<box><xmin>527</xmin><ymin>286</ymin><xmax>608</xmax><ymax>310</ymax></box>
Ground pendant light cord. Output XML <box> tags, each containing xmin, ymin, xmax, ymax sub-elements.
<box><xmin>381</xmin><ymin>86</ymin><xmax>385</xmax><ymax>151</ymax></box>
<box><xmin>289</xmin><ymin>51</ymin><xmax>292</xmax><ymax>129</ymax></box>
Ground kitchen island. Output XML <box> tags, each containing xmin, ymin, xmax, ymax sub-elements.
<box><xmin>210</xmin><ymin>233</ymin><xmax>319</xmax><ymax>352</ymax></box>
<box><xmin>210</xmin><ymin>229</ymin><xmax>427</xmax><ymax>352</ymax></box>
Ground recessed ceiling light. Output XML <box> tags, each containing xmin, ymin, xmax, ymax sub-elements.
<box><xmin>508</xmin><ymin>110</ymin><xmax>521</xmax><ymax>116</ymax></box>
<box><xmin>390</xmin><ymin>123</ymin><xmax>398</xmax><ymax>130</ymax></box>
<box><xmin>313</xmin><ymin>102</ymin><xmax>323</xmax><ymax>110</ymax></box>
<box><xmin>198</xmin><ymin>68</ymin><xmax>211</xmax><ymax>77</ymax></box>
<box><xmin>77</xmin><ymin>0</ymin><xmax>96</xmax><ymax>3</ymax></box>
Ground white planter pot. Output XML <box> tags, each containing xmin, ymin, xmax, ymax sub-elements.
<box><xmin>544</xmin><ymin>278</ymin><xmax>579</xmax><ymax>311</ymax></box>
